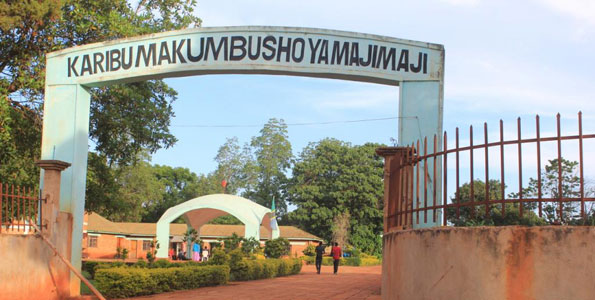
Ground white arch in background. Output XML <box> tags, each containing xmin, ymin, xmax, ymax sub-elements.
<box><xmin>155</xmin><ymin>194</ymin><xmax>279</xmax><ymax>258</ymax></box>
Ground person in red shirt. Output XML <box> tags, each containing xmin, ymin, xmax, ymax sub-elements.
<box><xmin>330</xmin><ymin>242</ymin><xmax>342</xmax><ymax>275</ymax></box>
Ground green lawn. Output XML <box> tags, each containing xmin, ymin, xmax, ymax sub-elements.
<box><xmin>80</xmin><ymin>270</ymin><xmax>96</xmax><ymax>295</ymax></box>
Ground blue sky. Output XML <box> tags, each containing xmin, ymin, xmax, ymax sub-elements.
<box><xmin>152</xmin><ymin>0</ymin><xmax>595</xmax><ymax>187</ymax></box>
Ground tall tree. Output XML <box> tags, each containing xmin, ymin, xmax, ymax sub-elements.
<box><xmin>288</xmin><ymin>139</ymin><xmax>384</xmax><ymax>255</ymax></box>
<box><xmin>86</xmin><ymin>153</ymin><xmax>164</xmax><ymax>222</ymax></box>
<box><xmin>244</xmin><ymin>118</ymin><xmax>292</xmax><ymax>214</ymax></box>
<box><xmin>0</xmin><ymin>0</ymin><xmax>200</xmax><ymax>203</ymax></box>
<box><xmin>142</xmin><ymin>165</ymin><xmax>224</xmax><ymax>222</ymax></box>
<box><xmin>0</xmin><ymin>98</ymin><xmax>41</xmax><ymax>186</ymax></box>
<box><xmin>214</xmin><ymin>137</ymin><xmax>257</xmax><ymax>195</ymax></box>
<box><xmin>446</xmin><ymin>179</ymin><xmax>545</xmax><ymax>226</ymax></box>
<box><xmin>141</xmin><ymin>165</ymin><xmax>199</xmax><ymax>222</ymax></box>
<box><xmin>522</xmin><ymin>158</ymin><xmax>587</xmax><ymax>224</ymax></box>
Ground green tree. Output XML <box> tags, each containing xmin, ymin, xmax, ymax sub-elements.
<box><xmin>220</xmin><ymin>232</ymin><xmax>243</xmax><ymax>253</ymax></box>
<box><xmin>208</xmin><ymin>215</ymin><xmax>243</xmax><ymax>225</ymax></box>
<box><xmin>243</xmin><ymin>118</ymin><xmax>293</xmax><ymax>215</ymax></box>
<box><xmin>447</xmin><ymin>179</ymin><xmax>545</xmax><ymax>226</ymax></box>
<box><xmin>214</xmin><ymin>137</ymin><xmax>256</xmax><ymax>195</ymax></box>
<box><xmin>287</xmin><ymin>139</ymin><xmax>384</xmax><ymax>255</ymax></box>
<box><xmin>522</xmin><ymin>158</ymin><xmax>589</xmax><ymax>224</ymax></box>
<box><xmin>115</xmin><ymin>159</ymin><xmax>164</xmax><ymax>222</ymax></box>
<box><xmin>85</xmin><ymin>152</ymin><xmax>121</xmax><ymax>218</ymax></box>
<box><xmin>331</xmin><ymin>212</ymin><xmax>350</xmax><ymax>248</ymax></box>
<box><xmin>0</xmin><ymin>0</ymin><xmax>200</xmax><ymax>205</ymax></box>
<box><xmin>142</xmin><ymin>165</ymin><xmax>201</xmax><ymax>222</ymax></box>
<box><xmin>86</xmin><ymin>153</ymin><xmax>164</xmax><ymax>222</ymax></box>
<box><xmin>0</xmin><ymin>98</ymin><xmax>41</xmax><ymax>186</ymax></box>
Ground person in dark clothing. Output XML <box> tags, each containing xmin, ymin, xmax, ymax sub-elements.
<box><xmin>331</xmin><ymin>242</ymin><xmax>342</xmax><ymax>275</ymax></box>
<box><xmin>314</xmin><ymin>241</ymin><xmax>325</xmax><ymax>274</ymax></box>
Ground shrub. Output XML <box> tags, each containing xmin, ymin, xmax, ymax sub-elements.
<box><xmin>302</xmin><ymin>244</ymin><xmax>316</xmax><ymax>256</ymax></box>
<box><xmin>82</xmin><ymin>261</ymin><xmax>99</xmax><ymax>278</ymax></box>
<box><xmin>95</xmin><ymin>265</ymin><xmax>229</xmax><ymax>298</ymax></box>
<box><xmin>301</xmin><ymin>256</ymin><xmax>380</xmax><ymax>266</ymax></box>
<box><xmin>230</xmin><ymin>258</ymin><xmax>302</xmax><ymax>281</ymax></box>
<box><xmin>221</xmin><ymin>232</ymin><xmax>243</xmax><ymax>252</ymax></box>
<box><xmin>228</xmin><ymin>249</ymin><xmax>250</xmax><ymax>281</ymax></box>
<box><xmin>241</xmin><ymin>236</ymin><xmax>261</xmax><ymax>255</ymax></box>
<box><xmin>92</xmin><ymin>261</ymin><xmax>127</xmax><ymax>278</ymax></box>
<box><xmin>121</xmin><ymin>248</ymin><xmax>129</xmax><ymax>260</ymax></box>
<box><xmin>264</xmin><ymin>238</ymin><xmax>290</xmax><ymax>258</ymax></box>
<box><xmin>207</xmin><ymin>248</ymin><xmax>230</xmax><ymax>266</ymax></box>
<box><xmin>360</xmin><ymin>257</ymin><xmax>382</xmax><ymax>266</ymax></box>
<box><xmin>133</xmin><ymin>260</ymin><xmax>148</xmax><ymax>268</ymax></box>
<box><xmin>146</xmin><ymin>251</ymin><xmax>155</xmax><ymax>264</ymax></box>
<box><xmin>151</xmin><ymin>259</ymin><xmax>172</xmax><ymax>269</ymax></box>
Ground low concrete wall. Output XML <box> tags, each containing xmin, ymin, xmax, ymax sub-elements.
<box><xmin>0</xmin><ymin>213</ymin><xmax>73</xmax><ymax>300</ymax></box>
<box><xmin>382</xmin><ymin>226</ymin><xmax>595</xmax><ymax>300</ymax></box>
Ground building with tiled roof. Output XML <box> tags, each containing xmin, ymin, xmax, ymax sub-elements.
<box><xmin>82</xmin><ymin>213</ymin><xmax>321</xmax><ymax>260</ymax></box>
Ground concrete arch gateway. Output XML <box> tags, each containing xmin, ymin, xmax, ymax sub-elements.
<box><xmin>41</xmin><ymin>26</ymin><xmax>444</xmax><ymax>293</ymax></box>
<box><xmin>155</xmin><ymin>194</ymin><xmax>279</xmax><ymax>258</ymax></box>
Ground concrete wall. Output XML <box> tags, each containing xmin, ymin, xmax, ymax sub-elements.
<box><xmin>382</xmin><ymin>226</ymin><xmax>595</xmax><ymax>300</ymax></box>
<box><xmin>0</xmin><ymin>214</ymin><xmax>73</xmax><ymax>300</ymax></box>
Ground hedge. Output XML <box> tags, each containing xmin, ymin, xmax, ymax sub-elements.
<box><xmin>83</xmin><ymin>259</ymin><xmax>218</xmax><ymax>280</ymax></box>
<box><xmin>95</xmin><ymin>265</ymin><xmax>229</xmax><ymax>298</ymax></box>
<box><xmin>301</xmin><ymin>256</ymin><xmax>381</xmax><ymax>266</ymax></box>
<box><xmin>83</xmin><ymin>261</ymin><xmax>132</xmax><ymax>279</ymax></box>
<box><xmin>230</xmin><ymin>258</ymin><xmax>302</xmax><ymax>281</ymax></box>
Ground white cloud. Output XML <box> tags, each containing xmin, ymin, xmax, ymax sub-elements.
<box><xmin>536</xmin><ymin>0</ymin><xmax>595</xmax><ymax>25</ymax></box>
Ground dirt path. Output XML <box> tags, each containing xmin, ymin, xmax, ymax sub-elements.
<box><xmin>126</xmin><ymin>264</ymin><xmax>381</xmax><ymax>300</ymax></box>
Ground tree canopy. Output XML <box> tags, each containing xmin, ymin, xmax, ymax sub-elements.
<box><xmin>287</xmin><ymin>139</ymin><xmax>384</xmax><ymax>255</ymax></box>
<box><xmin>243</xmin><ymin>118</ymin><xmax>293</xmax><ymax>215</ymax></box>
<box><xmin>0</xmin><ymin>0</ymin><xmax>200</xmax><ymax>192</ymax></box>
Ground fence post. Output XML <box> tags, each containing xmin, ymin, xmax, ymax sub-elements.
<box><xmin>377</xmin><ymin>147</ymin><xmax>415</xmax><ymax>232</ymax></box>
<box><xmin>36</xmin><ymin>160</ymin><xmax>71</xmax><ymax>238</ymax></box>
<box><xmin>35</xmin><ymin>160</ymin><xmax>72</xmax><ymax>298</ymax></box>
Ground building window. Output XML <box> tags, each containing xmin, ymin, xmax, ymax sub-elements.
<box><xmin>143</xmin><ymin>240</ymin><xmax>152</xmax><ymax>251</ymax></box>
<box><xmin>88</xmin><ymin>236</ymin><xmax>98</xmax><ymax>248</ymax></box>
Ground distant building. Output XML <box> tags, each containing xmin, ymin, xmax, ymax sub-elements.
<box><xmin>82</xmin><ymin>212</ymin><xmax>321</xmax><ymax>260</ymax></box>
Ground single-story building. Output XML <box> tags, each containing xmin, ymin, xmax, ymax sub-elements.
<box><xmin>82</xmin><ymin>212</ymin><xmax>322</xmax><ymax>260</ymax></box>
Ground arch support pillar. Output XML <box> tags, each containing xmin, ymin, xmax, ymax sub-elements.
<box><xmin>398</xmin><ymin>81</ymin><xmax>443</xmax><ymax>228</ymax></box>
<box><xmin>40</xmin><ymin>84</ymin><xmax>90</xmax><ymax>297</ymax></box>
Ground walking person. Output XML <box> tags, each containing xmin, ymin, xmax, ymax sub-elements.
<box><xmin>331</xmin><ymin>242</ymin><xmax>342</xmax><ymax>275</ymax></box>
<box><xmin>315</xmin><ymin>241</ymin><xmax>325</xmax><ymax>274</ymax></box>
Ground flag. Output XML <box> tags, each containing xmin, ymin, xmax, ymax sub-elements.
<box><xmin>270</xmin><ymin>196</ymin><xmax>278</xmax><ymax>230</ymax></box>
<box><xmin>271</xmin><ymin>196</ymin><xmax>276</xmax><ymax>215</ymax></box>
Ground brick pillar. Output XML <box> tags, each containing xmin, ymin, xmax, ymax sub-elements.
<box><xmin>36</xmin><ymin>160</ymin><xmax>72</xmax><ymax>298</ymax></box>
<box><xmin>36</xmin><ymin>160</ymin><xmax>71</xmax><ymax>239</ymax></box>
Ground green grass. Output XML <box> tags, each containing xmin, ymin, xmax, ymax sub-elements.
<box><xmin>80</xmin><ymin>270</ymin><xmax>97</xmax><ymax>295</ymax></box>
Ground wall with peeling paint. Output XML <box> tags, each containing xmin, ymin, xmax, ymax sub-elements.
<box><xmin>382</xmin><ymin>226</ymin><xmax>595</xmax><ymax>300</ymax></box>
